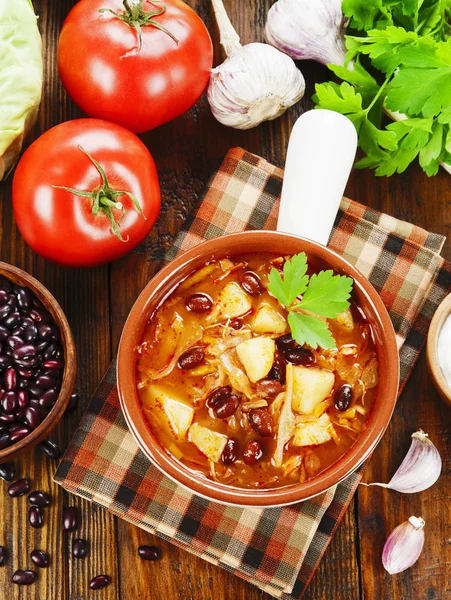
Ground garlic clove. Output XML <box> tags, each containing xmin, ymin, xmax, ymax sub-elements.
<box><xmin>382</xmin><ymin>516</ymin><xmax>425</xmax><ymax>575</ymax></box>
<box><xmin>207</xmin><ymin>43</ymin><xmax>305</xmax><ymax>130</ymax></box>
<box><xmin>362</xmin><ymin>430</ymin><xmax>442</xmax><ymax>494</ymax></box>
<box><xmin>265</xmin><ymin>0</ymin><xmax>347</xmax><ymax>66</ymax></box>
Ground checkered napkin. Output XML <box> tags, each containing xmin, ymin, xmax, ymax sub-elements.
<box><xmin>54</xmin><ymin>148</ymin><xmax>450</xmax><ymax>599</ymax></box>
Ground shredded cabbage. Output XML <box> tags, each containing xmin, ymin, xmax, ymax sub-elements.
<box><xmin>0</xmin><ymin>0</ymin><xmax>42</xmax><ymax>180</ymax></box>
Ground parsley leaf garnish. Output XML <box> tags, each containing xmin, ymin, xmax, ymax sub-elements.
<box><xmin>268</xmin><ymin>253</ymin><xmax>354</xmax><ymax>350</ymax></box>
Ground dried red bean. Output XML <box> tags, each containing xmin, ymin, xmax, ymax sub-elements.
<box><xmin>4</xmin><ymin>367</ymin><xmax>17</xmax><ymax>390</ymax></box>
<box><xmin>239</xmin><ymin>271</ymin><xmax>262</xmax><ymax>296</ymax></box>
<box><xmin>177</xmin><ymin>347</ymin><xmax>205</xmax><ymax>370</ymax></box>
<box><xmin>8</xmin><ymin>478</ymin><xmax>30</xmax><ymax>497</ymax></box>
<box><xmin>12</xmin><ymin>569</ymin><xmax>36</xmax><ymax>585</ymax></box>
<box><xmin>334</xmin><ymin>384</ymin><xmax>353</xmax><ymax>412</ymax></box>
<box><xmin>10</xmin><ymin>427</ymin><xmax>30</xmax><ymax>444</ymax></box>
<box><xmin>243</xmin><ymin>440</ymin><xmax>263</xmax><ymax>465</ymax></box>
<box><xmin>221</xmin><ymin>439</ymin><xmax>239</xmax><ymax>465</ymax></box>
<box><xmin>24</xmin><ymin>407</ymin><xmax>40</xmax><ymax>430</ymax></box>
<box><xmin>66</xmin><ymin>392</ymin><xmax>79</xmax><ymax>412</ymax></box>
<box><xmin>229</xmin><ymin>318</ymin><xmax>243</xmax><ymax>330</ymax></box>
<box><xmin>4</xmin><ymin>313</ymin><xmax>21</xmax><ymax>329</ymax></box>
<box><xmin>213</xmin><ymin>394</ymin><xmax>240</xmax><ymax>419</ymax></box>
<box><xmin>17</xmin><ymin>288</ymin><xmax>32</xmax><ymax>312</ymax></box>
<box><xmin>206</xmin><ymin>386</ymin><xmax>232</xmax><ymax>409</ymax></box>
<box><xmin>72</xmin><ymin>538</ymin><xmax>88</xmax><ymax>558</ymax></box>
<box><xmin>28</xmin><ymin>491</ymin><xmax>51</xmax><ymax>507</ymax></box>
<box><xmin>17</xmin><ymin>390</ymin><xmax>29</xmax><ymax>407</ymax></box>
<box><xmin>0</xmin><ymin>305</ymin><xmax>12</xmax><ymax>320</ymax></box>
<box><xmin>185</xmin><ymin>293</ymin><xmax>213</xmax><ymax>313</ymax></box>
<box><xmin>63</xmin><ymin>506</ymin><xmax>78</xmax><ymax>531</ymax></box>
<box><xmin>255</xmin><ymin>379</ymin><xmax>282</xmax><ymax>398</ymax></box>
<box><xmin>0</xmin><ymin>290</ymin><xmax>8</xmax><ymax>305</ymax></box>
<box><xmin>39</xmin><ymin>389</ymin><xmax>58</xmax><ymax>408</ymax></box>
<box><xmin>0</xmin><ymin>545</ymin><xmax>6</xmax><ymax>566</ymax></box>
<box><xmin>267</xmin><ymin>360</ymin><xmax>285</xmax><ymax>384</ymax></box>
<box><xmin>42</xmin><ymin>359</ymin><xmax>63</xmax><ymax>370</ymax></box>
<box><xmin>283</xmin><ymin>346</ymin><xmax>315</xmax><ymax>366</ymax></box>
<box><xmin>248</xmin><ymin>409</ymin><xmax>274</xmax><ymax>437</ymax></box>
<box><xmin>90</xmin><ymin>574</ymin><xmax>111</xmax><ymax>590</ymax></box>
<box><xmin>2</xmin><ymin>391</ymin><xmax>17</xmax><ymax>414</ymax></box>
<box><xmin>138</xmin><ymin>545</ymin><xmax>160</xmax><ymax>561</ymax></box>
<box><xmin>275</xmin><ymin>334</ymin><xmax>296</xmax><ymax>352</ymax></box>
<box><xmin>35</xmin><ymin>375</ymin><xmax>56</xmax><ymax>389</ymax></box>
<box><xmin>30</xmin><ymin>549</ymin><xmax>49</xmax><ymax>568</ymax></box>
<box><xmin>13</xmin><ymin>344</ymin><xmax>37</xmax><ymax>360</ymax></box>
<box><xmin>0</xmin><ymin>461</ymin><xmax>15</xmax><ymax>481</ymax></box>
<box><xmin>38</xmin><ymin>439</ymin><xmax>61</xmax><ymax>460</ymax></box>
<box><xmin>29</xmin><ymin>506</ymin><xmax>44</xmax><ymax>528</ymax></box>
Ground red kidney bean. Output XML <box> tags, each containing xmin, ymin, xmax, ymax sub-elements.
<box><xmin>0</xmin><ymin>355</ymin><xmax>12</xmax><ymax>370</ymax></box>
<box><xmin>4</xmin><ymin>313</ymin><xmax>21</xmax><ymax>329</ymax></box>
<box><xmin>0</xmin><ymin>325</ymin><xmax>9</xmax><ymax>341</ymax></box>
<box><xmin>63</xmin><ymin>506</ymin><xmax>78</xmax><ymax>531</ymax></box>
<box><xmin>213</xmin><ymin>394</ymin><xmax>240</xmax><ymax>419</ymax></box>
<box><xmin>10</xmin><ymin>427</ymin><xmax>30</xmax><ymax>444</ymax></box>
<box><xmin>42</xmin><ymin>359</ymin><xmax>63</xmax><ymax>370</ymax></box>
<box><xmin>248</xmin><ymin>409</ymin><xmax>274</xmax><ymax>437</ymax></box>
<box><xmin>7</xmin><ymin>335</ymin><xmax>24</xmax><ymax>350</ymax></box>
<box><xmin>37</xmin><ymin>324</ymin><xmax>52</xmax><ymax>339</ymax></box>
<box><xmin>90</xmin><ymin>574</ymin><xmax>111</xmax><ymax>590</ymax></box>
<box><xmin>138</xmin><ymin>545</ymin><xmax>160</xmax><ymax>560</ymax></box>
<box><xmin>334</xmin><ymin>384</ymin><xmax>353</xmax><ymax>411</ymax></box>
<box><xmin>221</xmin><ymin>439</ymin><xmax>239</xmax><ymax>465</ymax></box>
<box><xmin>13</xmin><ymin>345</ymin><xmax>37</xmax><ymax>361</ymax></box>
<box><xmin>27</xmin><ymin>383</ymin><xmax>41</xmax><ymax>398</ymax></box>
<box><xmin>0</xmin><ymin>435</ymin><xmax>9</xmax><ymax>449</ymax></box>
<box><xmin>275</xmin><ymin>334</ymin><xmax>296</xmax><ymax>353</ymax></box>
<box><xmin>28</xmin><ymin>491</ymin><xmax>51</xmax><ymax>507</ymax></box>
<box><xmin>0</xmin><ymin>290</ymin><xmax>8</xmax><ymax>306</ymax></box>
<box><xmin>66</xmin><ymin>392</ymin><xmax>79</xmax><ymax>412</ymax></box>
<box><xmin>4</xmin><ymin>367</ymin><xmax>17</xmax><ymax>391</ymax></box>
<box><xmin>177</xmin><ymin>347</ymin><xmax>205</xmax><ymax>370</ymax></box>
<box><xmin>31</xmin><ymin>549</ymin><xmax>49</xmax><ymax>568</ymax></box>
<box><xmin>2</xmin><ymin>391</ymin><xmax>17</xmax><ymax>414</ymax></box>
<box><xmin>24</xmin><ymin>324</ymin><xmax>38</xmax><ymax>343</ymax></box>
<box><xmin>0</xmin><ymin>411</ymin><xmax>15</xmax><ymax>423</ymax></box>
<box><xmin>25</xmin><ymin>407</ymin><xmax>41</xmax><ymax>430</ymax></box>
<box><xmin>8</xmin><ymin>478</ymin><xmax>30</xmax><ymax>497</ymax></box>
<box><xmin>243</xmin><ymin>440</ymin><xmax>263</xmax><ymax>464</ymax></box>
<box><xmin>72</xmin><ymin>538</ymin><xmax>88</xmax><ymax>558</ymax></box>
<box><xmin>0</xmin><ymin>461</ymin><xmax>15</xmax><ymax>481</ymax></box>
<box><xmin>15</xmin><ymin>408</ymin><xmax>26</xmax><ymax>421</ymax></box>
<box><xmin>17</xmin><ymin>288</ymin><xmax>32</xmax><ymax>312</ymax></box>
<box><xmin>284</xmin><ymin>346</ymin><xmax>315</xmax><ymax>366</ymax></box>
<box><xmin>35</xmin><ymin>375</ymin><xmax>56</xmax><ymax>389</ymax></box>
<box><xmin>206</xmin><ymin>386</ymin><xmax>232</xmax><ymax>409</ymax></box>
<box><xmin>0</xmin><ymin>545</ymin><xmax>6</xmax><ymax>566</ymax></box>
<box><xmin>39</xmin><ymin>389</ymin><xmax>58</xmax><ymax>409</ymax></box>
<box><xmin>255</xmin><ymin>379</ymin><xmax>282</xmax><ymax>398</ymax></box>
<box><xmin>29</xmin><ymin>506</ymin><xmax>44</xmax><ymax>528</ymax></box>
<box><xmin>267</xmin><ymin>359</ymin><xmax>286</xmax><ymax>384</ymax></box>
<box><xmin>30</xmin><ymin>308</ymin><xmax>52</xmax><ymax>323</ymax></box>
<box><xmin>36</xmin><ymin>340</ymin><xmax>49</xmax><ymax>354</ymax></box>
<box><xmin>239</xmin><ymin>271</ymin><xmax>262</xmax><ymax>296</ymax></box>
<box><xmin>38</xmin><ymin>439</ymin><xmax>61</xmax><ymax>460</ymax></box>
<box><xmin>12</xmin><ymin>569</ymin><xmax>36</xmax><ymax>585</ymax></box>
<box><xmin>17</xmin><ymin>390</ymin><xmax>29</xmax><ymax>407</ymax></box>
<box><xmin>0</xmin><ymin>305</ymin><xmax>12</xmax><ymax>320</ymax></box>
<box><xmin>185</xmin><ymin>293</ymin><xmax>213</xmax><ymax>313</ymax></box>
<box><xmin>229</xmin><ymin>318</ymin><xmax>243</xmax><ymax>330</ymax></box>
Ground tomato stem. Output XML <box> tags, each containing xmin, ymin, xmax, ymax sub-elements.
<box><xmin>53</xmin><ymin>146</ymin><xmax>146</xmax><ymax>242</ymax></box>
<box><xmin>99</xmin><ymin>0</ymin><xmax>178</xmax><ymax>55</ymax></box>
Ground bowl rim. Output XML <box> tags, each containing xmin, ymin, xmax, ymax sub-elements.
<box><xmin>0</xmin><ymin>262</ymin><xmax>76</xmax><ymax>461</ymax></box>
<box><xmin>426</xmin><ymin>292</ymin><xmax>451</xmax><ymax>406</ymax></box>
<box><xmin>117</xmin><ymin>231</ymin><xmax>400</xmax><ymax>507</ymax></box>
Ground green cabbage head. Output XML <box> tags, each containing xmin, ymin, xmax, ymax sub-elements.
<box><xmin>0</xmin><ymin>0</ymin><xmax>43</xmax><ymax>180</ymax></box>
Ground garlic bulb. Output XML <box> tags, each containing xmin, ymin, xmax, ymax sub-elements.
<box><xmin>265</xmin><ymin>0</ymin><xmax>347</xmax><ymax>66</ymax></box>
<box><xmin>363</xmin><ymin>430</ymin><xmax>442</xmax><ymax>494</ymax></box>
<box><xmin>207</xmin><ymin>0</ymin><xmax>305</xmax><ymax>130</ymax></box>
<box><xmin>382</xmin><ymin>516</ymin><xmax>425</xmax><ymax>575</ymax></box>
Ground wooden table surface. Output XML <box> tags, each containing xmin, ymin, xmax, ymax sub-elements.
<box><xmin>0</xmin><ymin>1</ymin><xmax>450</xmax><ymax>598</ymax></box>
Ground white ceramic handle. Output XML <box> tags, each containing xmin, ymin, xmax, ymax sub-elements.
<box><xmin>277</xmin><ymin>109</ymin><xmax>358</xmax><ymax>245</ymax></box>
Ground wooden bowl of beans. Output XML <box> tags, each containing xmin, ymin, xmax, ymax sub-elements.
<box><xmin>0</xmin><ymin>262</ymin><xmax>76</xmax><ymax>462</ymax></box>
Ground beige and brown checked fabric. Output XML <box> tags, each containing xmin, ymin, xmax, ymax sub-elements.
<box><xmin>55</xmin><ymin>148</ymin><xmax>450</xmax><ymax>599</ymax></box>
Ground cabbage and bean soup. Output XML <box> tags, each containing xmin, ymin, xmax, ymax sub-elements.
<box><xmin>136</xmin><ymin>253</ymin><xmax>378</xmax><ymax>489</ymax></box>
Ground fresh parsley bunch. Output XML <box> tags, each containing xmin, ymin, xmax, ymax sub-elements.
<box><xmin>313</xmin><ymin>0</ymin><xmax>451</xmax><ymax>176</ymax></box>
<box><xmin>268</xmin><ymin>252</ymin><xmax>353</xmax><ymax>350</ymax></box>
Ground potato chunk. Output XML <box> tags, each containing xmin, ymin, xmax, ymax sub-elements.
<box><xmin>250</xmin><ymin>304</ymin><xmax>287</xmax><ymax>334</ymax></box>
<box><xmin>292</xmin><ymin>366</ymin><xmax>335</xmax><ymax>414</ymax></box>
<box><xmin>213</xmin><ymin>282</ymin><xmax>252</xmax><ymax>321</ymax></box>
<box><xmin>236</xmin><ymin>337</ymin><xmax>275</xmax><ymax>383</ymax></box>
<box><xmin>293</xmin><ymin>414</ymin><xmax>333</xmax><ymax>446</ymax></box>
<box><xmin>142</xmin><ymin>385</ymin><xmax>194</xmax><ymax>440</ymax></box>
<box><xmin>334</xmin><ymin>307</ymin><xmax>354</xmax><ymax>331</ymax></box>
<box><xmin>188</xmin><ymin>423</ymin><xmax>228</xmax><ymax>462</ymax></box>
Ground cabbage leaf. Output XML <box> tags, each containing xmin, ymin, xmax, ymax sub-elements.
<box><xmin>0</xmin><ymin>0</ymin><xmax>43</xmax><ymax>180</ymax></box>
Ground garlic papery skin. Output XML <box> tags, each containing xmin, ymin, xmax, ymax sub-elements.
<box><xmin>265</xmin><ymin>0</ymin><xmax>347</xmax><ymax>67</ymax></box>
<box><xmin>363</xmin><ymin>430</ymin><xmax>442</xmax><ymax>494</ymax></box>
<box><xmin>382</xmin><ymin>517</ymin><xmax>425</xmax><ymax>575</ymax></box>
<box><xmin>207</xmin><ymin>0</ymin><xmax>305</xmax><ymax>130</ymax></box>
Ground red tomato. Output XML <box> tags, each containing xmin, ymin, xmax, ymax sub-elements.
<box><xmin>57</xmin><ymin>0</ymin><xmax>213</xmax><ymax>133</ymax></box>
<box><xmin>12</xmin><ymin>119</ymin><xmax>161</xmax><ymax>267</ymax></box>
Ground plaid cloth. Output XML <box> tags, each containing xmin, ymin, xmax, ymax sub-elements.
<box><xmin>54</xmin><ymin>148</ymin><xmax>451</xmax><ymax>599</ymax></box>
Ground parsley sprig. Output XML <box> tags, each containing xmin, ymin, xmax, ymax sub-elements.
<box><xmin>268</xmin><ymin>253</ymin><xmax>353</xmax><ymax>350</ymax></box>
<box><xmin>313</xmin><ymin>0</ymin><xmax>451</xmax><ymax>176</ymax></box>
